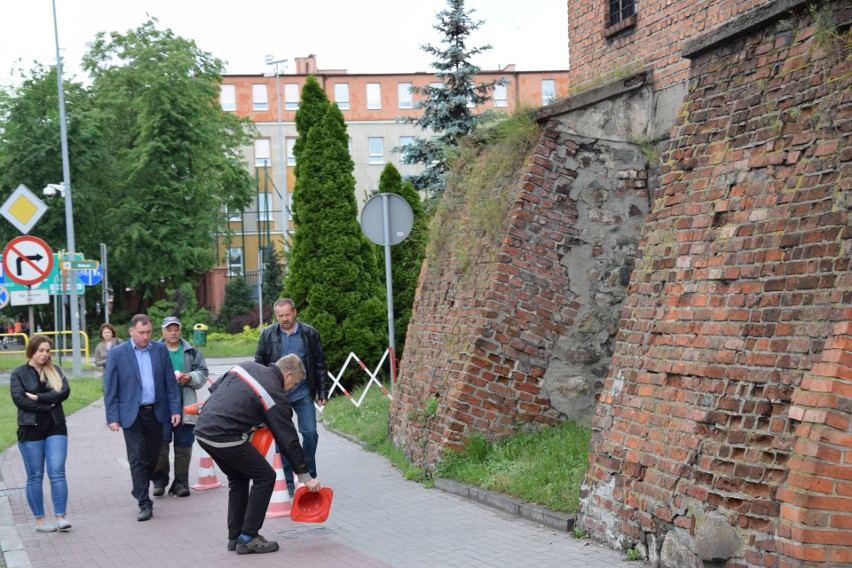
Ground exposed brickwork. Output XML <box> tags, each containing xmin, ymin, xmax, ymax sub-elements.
<box><xmin>582</xmin><ymin>2</ymin><xmax>851</xmax><ymax>566</ymax></box>
<box><xmin>389</xmin><ymin>124</ymin><xmax>649</xmax><ymax>469</ymax></box>
<box><xmin>568</xmin><ymin>0</ymin><xmax>770</xmax><ymax>91</ymax></box>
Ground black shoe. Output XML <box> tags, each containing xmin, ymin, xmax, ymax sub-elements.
<box><xmin>236</xmin><ymin>534</ymin><xmax>279</xmax><ymax>555</ymax></box>
<box><xmin>137</xmin><ymin>507</ymin><xmax>153</xmax><ymax>522</ymax></box>
<box><xmin>287</xmin><ymin>484</ymin><xmax>295</xmax><ymax>498</ymax></box>
<box><xmin>168</xmin><ymin>481</ymin><xmax>190</xmax><ymax>497</ymax></box>
<box><xmin>152</xmin><ymin>485</ymin><xmax>166</xmax><ymax>497</ymax></box>
<box><xmin>227</xmin><ymin>539</ymin><xmax>237</xmax><ymax>552</ymax></box>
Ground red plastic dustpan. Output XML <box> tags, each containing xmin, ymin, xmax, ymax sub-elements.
<box><xmin>289</xmin><ymin>486</ymin><xmax>334</xmax><ymax>523</ymax></box>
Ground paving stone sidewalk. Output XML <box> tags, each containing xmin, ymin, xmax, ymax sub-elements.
<box><xmin>0</xmin><ymin>358</ymin><xmax>637</xmax><ymax>568</ymax></box>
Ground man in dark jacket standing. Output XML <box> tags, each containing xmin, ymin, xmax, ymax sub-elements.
<box><xmin>255</xmin><ymin>298</ymin><xmax>329</xmax><ymax>496</ymax></box>
<box><xmin>195</xmin><ymin>355</ymin><xmax>323</xmax><ymax>555</ymax></box>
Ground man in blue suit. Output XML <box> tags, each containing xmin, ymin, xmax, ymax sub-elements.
<box><xmin>105</xmin><ymin>314</ymin><xmax>182</xmax><ymax>521</ymax></box>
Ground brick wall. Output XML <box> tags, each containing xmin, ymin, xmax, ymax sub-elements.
<box><xmin>581</xmin><ymin>2</ymin><xmax>851</xmax><ymax>566</ymax></box>
<box><xmin>389</xmin><ymin>120</ymin><xmax>649</xmax><ymax>468</ymax></box>
<box><xmin>568</xmin><ymin>0</ymin><xmax>770</xmax><ymax>92</ymax></box>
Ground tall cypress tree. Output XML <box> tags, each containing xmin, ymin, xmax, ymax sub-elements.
<box><xmin>398</xmin><ymin>0</ymin><xmax>506</xmax><ymax>196</ymax></box>
<box><xmin>377</xmin><ymin>163</ymin><xmax>428</xmax><ymax>360</ymax></box>
<box><xmin>284</xmin><ymin>104</ymin><xmax>387</xmax><ymax>382</ymax></box>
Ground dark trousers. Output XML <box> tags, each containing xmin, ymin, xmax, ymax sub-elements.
<box><xmin>197</xmin><ymin>439</ymin><xmax>275</xmax><ymax>540</ymax></box>
<box><xmin>121</xmin><ymin>406</ymin><xmax>162</xmax><ymax>509</ymax></box>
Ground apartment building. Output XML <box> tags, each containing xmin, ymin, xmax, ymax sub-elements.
<box><xmin>201</xmin><ymin>55</ymin><xmax>569</xmax><ymax>312</ymax></box>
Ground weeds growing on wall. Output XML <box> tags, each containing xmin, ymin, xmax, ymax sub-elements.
<box><xmin>426</xmin><ymin>106</ymin><xmax>542</xmax><ymax>276</ymax></box>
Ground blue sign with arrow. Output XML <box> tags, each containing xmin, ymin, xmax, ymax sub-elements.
<box><xmin>78</xmin><ymin>265</ymin><xmax>103</xmax><ymax>286</ymax></box>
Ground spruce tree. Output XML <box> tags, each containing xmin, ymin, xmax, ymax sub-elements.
<box><xmin>284</xmin><ymin>103</ymin><xmax>387</xmax><ymax>381</ymax></box>
<box><xmin>398</xmin><ymin>0</ymin><xmax>506</xmax><ymax>196</ymax></box>
<box><xmin>377</xmin><ymin>164</ymin><xmax>428</xmax><ymax>360</ymax></box>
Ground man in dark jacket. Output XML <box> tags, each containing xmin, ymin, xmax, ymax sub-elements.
<box><xmin>195</xmin><ymin>355</ymin><xmax>323</xmax><ymax>555</ymax></box>
<box><xmin>254</xmin><ymin>298</ymin><xmax>329</xmax><ymax>496</ymax></box>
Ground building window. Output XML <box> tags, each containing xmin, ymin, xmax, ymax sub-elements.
<box><xmin>228</xmin><ymin>247</ymin><xmax>243</xmax><ymax>276</ymax></box>
<box><xmin>334</xmin><ymin>83</ymin><xmax>350</xmax><ymax>110</ymax></box>
<box><xmin>398</xmin><ymin>136</ymin><xmax>414</xmax><ymax>160</ymax></box>
<box><xmin>252</xmin><ymin>84</ymin><xmax>268</xmax><ymax>111</ymax></box>
<box><xmin>608</xmin><ymin>0</ymin><xmax>636</xmax><ymax>27</ymax></box>
<box><xmin>285</xmin><ymin>83</ymin><xmax>300</xmax><ymax>110</ymax></box>
<box><xmin>541</xmin><ymin>80</ymin><xmax>556</xmax><ymax>105</ymax></box>
<box><xmin>220</xmin><ymin>84</ymin><xmax>236</xmax><ymax>111</ymax></box>
<box><xmin>227</xmin><ymin>207</ymin><xmax>241</xmax><ymax>222</ymax></box>
<box><xmin>398</xmin><ymin>83</ymin><xmax>413</xmax><ymax>109</ymax></box>
<box><xmin>368</xmin><ymin>137</ymin><xmax>384</xmax><ymax>164</ymax></box>
<box><xmin>258</xmin><ymin>192</ymin><xmax>272</xmax><ymax>221</ymax></box>
<box><xmin>286</xmin><ymin>138</ymin><xmax>296</xmax><ymax>166</ymax></box>
<box><xmin>255</xmin><ymin>139</ymin><xmax>271</xmax><ymax>168</ymax></box>
<box><xmin>367</xmin><ymin>83</ymin><xmax>382</xmax><ymax>109</ymax></box>
<box><xmin>493</xmin><ymin>84</ymin><xmax>508</xmax><ymax>108</ymax></box>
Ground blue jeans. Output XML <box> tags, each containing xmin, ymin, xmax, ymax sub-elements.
<box><xmin>18</xmin><ymin>435</ymin><xmax>68</xmax><ymax>519</ymax></box>
<box><xmin>280</xmin><ymin>394</ymin><xmax>318</xmax><ymax>489</ymax></box>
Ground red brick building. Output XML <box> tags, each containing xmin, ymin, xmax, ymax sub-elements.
<box><xmin>199</xmin><ymin>56</ymin><xmax>569</xmax><ymax>313</ymax></box>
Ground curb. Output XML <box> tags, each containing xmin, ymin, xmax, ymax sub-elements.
<box><xmin>433</xmin><ymin>478</ymin><xmax>576</xmax><ymax>533</ymax></box>
<box><xmin>325</xmin><ymin>427</ymin><xmax>576</xmax><ymax>533</ymax></box>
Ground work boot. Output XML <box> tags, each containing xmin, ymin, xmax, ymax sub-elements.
<box><xmin>236</xmin><ymin>534</ymin><xmax>279</xmax><ymax>555</ymax></box>
<box><xmin>151</xmin><ymin>445</ymin><xmax>171</xmax><ymax>496</ymax></box>
<box><xmin>169</xmin><ymin>447</ymin><xmax>192</xmax><ymax>497</ymax></box>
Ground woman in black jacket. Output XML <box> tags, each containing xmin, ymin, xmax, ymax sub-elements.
<box><xmin>10</xmin><ymin>335</ymin><xmax>72</xmax><ymax>533</ymax></box>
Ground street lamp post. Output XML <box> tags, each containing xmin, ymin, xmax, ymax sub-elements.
<box><xmin>52</xmin><ymin>0</ymin><xmax>82</xmax><ymax>377</ymax></box>
<box><xmin>264</xmin><ymin>55</ymin><xmax>289</xmax><ymax>261</ymax></box>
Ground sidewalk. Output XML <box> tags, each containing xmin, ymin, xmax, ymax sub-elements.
<box><xmin>0</xmin><ymin>359</ymin><xmax>636</xmax><ymax>568</ymax></box>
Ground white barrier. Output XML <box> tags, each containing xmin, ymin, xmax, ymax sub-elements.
<box><xmin>320</xmin><ymin>347</ymin><xmax>395</xmax><ymax>409</ymax></box>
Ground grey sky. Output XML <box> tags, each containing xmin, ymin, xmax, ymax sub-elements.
<box><xmin>2</xmin><ymin>0</ymin><xmax>569</xmax><ymax>83</ymax></box>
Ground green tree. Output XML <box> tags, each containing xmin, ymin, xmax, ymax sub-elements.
<box><xmin>147</xmin><ymin>283</ymin><xmax>214</xmax><ymax>336</ymax></box>
<box><xmin>292</xmin><ymin>75</ymin><xmax>330</xmax><ymax>180</ymax></box>
<box><xmin>261</xmin><ymin>242</ymin><xmax>284</xmax><ymax>305</ymax></box>
<box><xmin>81</xmin><ymin>19</ymin><xmax>255</xmax><ymax>308</ymax></box>
<box><xmin>398</xmin><ymin>0</ymin><xmax>506</xmax><ymax>196</ymax></box>
<box><xmin>215</xmin><ymin>276</ymin><xmax>256</xmax><ymax>333</ymax></box>
<box><xmin>376</xmin><ymin>164</ymin><xmax>428</xmax><ymax>360</ymax></box>
<box><xmin>284</xmin><ymin>103</ymin><xmax>387</xmax><ymax>383</ymax></box>
<box><xmin>0</xmin><ymin>63</ymin><xmax>112</xmax><ymax>323</ymax></box>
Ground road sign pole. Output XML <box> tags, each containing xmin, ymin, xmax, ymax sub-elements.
<box><xmin>52</xmin><ymin>0</ymin><xmax>82</xmax><ymax>377</ymax></box>
<box><xmin>101</xmin><ymin>243</ymin><xmax>109</xmax><ymax>324</ymax></box>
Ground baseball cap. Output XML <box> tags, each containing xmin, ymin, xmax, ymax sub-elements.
<box><xmin>161</xmin><ymin>316</ymin><xmax>182</xmax><ymax>329</ymax></box>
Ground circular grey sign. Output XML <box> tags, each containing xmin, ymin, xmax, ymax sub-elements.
<box><xmin>360</xmin><ymin>193</ymin><xmax>414</xmax><ymax>246</ymax></box>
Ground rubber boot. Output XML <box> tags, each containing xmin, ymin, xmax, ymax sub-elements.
<box><xmin>152</xmin><ymin>445</ymin><xmax>170</xmax><ymax>496</ymax></box>
<box><xmin>169</xmin><ymin>447</ymin><xmax>192</xmax><ymax>497</ymax></box>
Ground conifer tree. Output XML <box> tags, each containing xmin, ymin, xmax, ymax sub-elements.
<box><xmin>376</xmin><ymin>164</ymin><xmax>428</xmax><ymax>359</ymax></box>
<box><xmin>284</xmin><ymin>103</ymin><xmax>387</xmax><ymax>379</ymax></box>
<box><xmin>399</xmin><ymin>0</ymin><xmax>506</xmax><ymax>196</ymax></box>
<box><xmin>292</xmin><ymin>75</ymin><xmax>330</xmax><ymax>180</ymax></box>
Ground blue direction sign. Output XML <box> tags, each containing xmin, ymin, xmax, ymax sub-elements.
<box><xmin>0</xmin><ymin>285</ymin><xmax>8</xmax><ymax>309</ymax></box>
<box><xmin>78</xmin><ymin>265</ymin><xmax>103</xmax><ymax>286</ymax></box>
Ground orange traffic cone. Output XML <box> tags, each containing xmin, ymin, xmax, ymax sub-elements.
<box><xmin>191</xmin><ymin>447</ymin><xmax>224</xmax><ymax>490</ymax></box>
<box><xmin>290</xmin><ymin>486</ymin><xmax>334</xmax><ymax>523</ymax></box>
<box><xmin>265</xmin><ymin>453</ymin><xmax>291</xmax><ymax>518</ymax></box>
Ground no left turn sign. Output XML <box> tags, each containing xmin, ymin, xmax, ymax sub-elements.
<box><xmin>2</xmin><ymin>236</ymin><xmax>54</xmax><ymax>286</ymax></box>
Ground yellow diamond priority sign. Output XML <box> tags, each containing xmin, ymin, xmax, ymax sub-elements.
<box><xmin>0</xmin><ymin>185</ymin><xmax>48</xmax><ymax>234</ymax></box>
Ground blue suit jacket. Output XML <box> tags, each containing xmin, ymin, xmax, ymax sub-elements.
<box><xmin>104</xmin><ymin>339</ymin><xmax>181</xmax><ymax>429</ymax></box>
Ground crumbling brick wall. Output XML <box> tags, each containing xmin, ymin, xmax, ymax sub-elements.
<box><xmin>389</xmin><ymin>122</ymin><xmax>649</xmax><ymax>469</ymax></box>
<box><xmin>580</xmin><ymin>2</ymin><xmax>851</xmax><ymax>566</ymax></box>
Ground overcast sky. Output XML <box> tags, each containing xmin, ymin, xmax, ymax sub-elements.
<box><xmin>1</xmin><ymin>0</ymin><xmax>569</xmax><ymax>83</ymax></box>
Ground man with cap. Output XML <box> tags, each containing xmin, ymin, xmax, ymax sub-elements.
<box><xmin>152</xmin><ymin>316</ymin><xmax>209</xmax><ymax>497</ymax></box>
<box><xmin>195</xmin><ymin>354</ymin><xmax>323</xmax><ymax>554</ymax></box>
